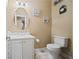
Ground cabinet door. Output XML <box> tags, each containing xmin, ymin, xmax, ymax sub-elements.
<box><xmin>7</xmin><ymin>40</ymin><xmax>12</xmax><ymax>59</ymax></box>
<box><xmin>12</xmin><ymin>40</ymin><xmax>22</xmax><ymax>59</ymax></box>
<box><xmin>23</xmin><ymin>39</ymin><xmax>34</xmax><ymax>59</ymax></box>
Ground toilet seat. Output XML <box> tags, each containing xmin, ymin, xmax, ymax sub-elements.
<box><xmin>46</xmin><ymin>44</ymin><xmax>61</xmax><ymax>51</ymax></box>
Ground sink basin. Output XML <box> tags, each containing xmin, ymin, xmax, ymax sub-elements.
<box><xmin>7</xmin><ymin>32</ymin><xmax>35</xmax><ymax>40</ymax></box>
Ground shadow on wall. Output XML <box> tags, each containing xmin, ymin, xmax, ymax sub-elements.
<box><xmin>61</xmin><ymin>38</ymin><xmax>72</xmax><ymax>53</ymax></box>
<box><xmin>61</xmin><ymin>38</ymin><xmax>73</xmax><ymax>59</ymax></box>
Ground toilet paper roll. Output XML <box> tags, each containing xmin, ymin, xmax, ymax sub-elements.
<box><xmin>36</xmin><ymin>39</ymin><xmax>40</xmax><ymax>43</ymax></box>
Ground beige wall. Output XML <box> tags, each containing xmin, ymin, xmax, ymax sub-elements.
<box><xmin>7</xmin><ymin>0</ymin><xmax>51</xmax><ymax>48</ymax></box>
<box><xmin>51</xmin><ymin>0</ymin><xmax>73</xmax><ymax>54</ymax></box>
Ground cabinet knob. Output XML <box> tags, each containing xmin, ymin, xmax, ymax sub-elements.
<box><xmin>6</xmin><ymin>36</ymin><xmax>10</xmax><ymax>40</ymax></box>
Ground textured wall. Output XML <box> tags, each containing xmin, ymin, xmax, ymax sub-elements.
<box><xmin>7</xmin><ymin>0</ymin><xmax>51</xmax><ymax>48</ymax></box>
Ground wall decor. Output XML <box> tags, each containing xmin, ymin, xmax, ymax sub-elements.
<box><xmin>59</xmin><ymin>5</ymin><xmax>67</xmax><ymax>14</ymax></box>
<box><xmin>32</xmin><ymin>8</ymin><xmax>41</xmax><ymax>17</ymax></box>
<box><xmin>54</xmin><ymin>0</ymin><xmax>62</xmax><ymax>5</ymax></box>
<box><xmin>16</xmin><ymin>1</ymin><xmax>30</xmax><ymax>9</ymax></box>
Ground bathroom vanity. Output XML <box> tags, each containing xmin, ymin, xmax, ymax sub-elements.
<box><xmin>6</xmin><ymin>32</ymin><xmax>35</xmax><ymax>59</ymax></box>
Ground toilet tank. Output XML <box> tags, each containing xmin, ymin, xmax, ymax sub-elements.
<box><xmin>54</xmin><ymin>35</ymin><xmax>68</xmax><ymax>47</ymax></box>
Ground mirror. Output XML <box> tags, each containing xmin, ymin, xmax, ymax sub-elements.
<box><xmin>15</xmin><ymin>15</ymin><xmax>26</xmax><ymax>30</ymax></box>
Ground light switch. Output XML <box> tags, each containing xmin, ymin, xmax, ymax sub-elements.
<box><xmin>43</xmin><ymin>16</ymin><xmax>49</xmax><ymax>23</ymax></box>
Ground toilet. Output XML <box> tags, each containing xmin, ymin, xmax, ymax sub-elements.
<box><xmin>35</xmin><ymin>35</ymin><xmax>68</xmax><ymax>59</ymax></box>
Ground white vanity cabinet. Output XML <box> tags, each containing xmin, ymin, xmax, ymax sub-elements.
<box><xmin>7</xmin><ymin>39</ymin><xmax>34</xmax><ymax>59</ymax></box>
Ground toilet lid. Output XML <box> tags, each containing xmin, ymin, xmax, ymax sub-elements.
<box><xmin>47</xmin><ymin>44</ymin><xmax>61</xmax><ymax>49</ymax></box>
